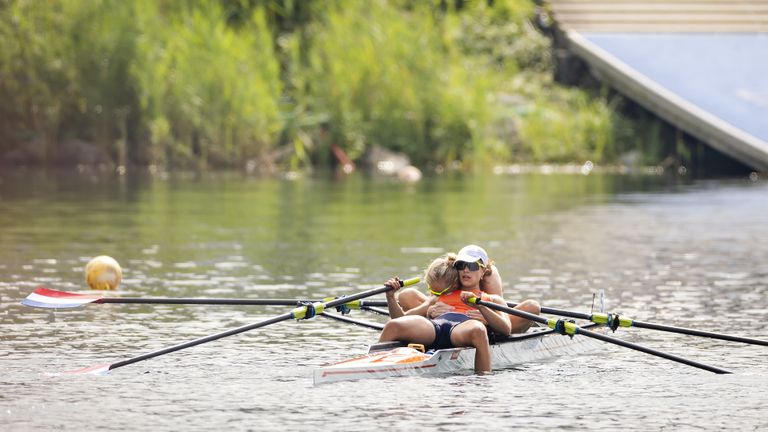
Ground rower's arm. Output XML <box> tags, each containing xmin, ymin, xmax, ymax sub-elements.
<box><xmin>404</xmin><ymin>297</ymin><xmax>436</xmax><ymax>317</ymax></box>
<box><xmin>384</xmin><ymin>278</ymin><xmax>406</xmax><ymax>319</ymax></box>
<box><xmin>477</xmin><ymin>295</ymin><xmax>512</xmax><ymax>336</ymax></box>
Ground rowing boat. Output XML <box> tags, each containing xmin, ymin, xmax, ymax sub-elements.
<box><xmin>313</xmin><ymin>323</ymin><xmax>603</xmax><ymax>385</ymax></box>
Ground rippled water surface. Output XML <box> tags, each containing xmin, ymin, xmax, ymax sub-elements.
<box><xmin>1</xmin><ymin>171</ymin><xmax>767</xmax><ymax>431</ymax></box>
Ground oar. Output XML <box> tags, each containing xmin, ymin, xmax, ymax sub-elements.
<box><xmin>22</xmin><ymin>287</ymin><xmax>389</xmax><ymax>309</ymax></box>
<box><xmin>67</xmin><ymin>277</ymin><xmax>419</xmax><ymax>374</ymax></box>
<box><xmin>360</xmin><ymin>305</ymin><xmax>391</xmax><ymax>316</ymax></box>
<box><xmin>506</xmin><ymin>301</ymin><xmax>768</xmax><ymax>347</ymax></box>
<box><xmin>35</xmin><ymin>285</ymin><xmax>762</xmax><ymax>348</ymax></box>
<box><xmin>320</xmin><ymin>312</ymin><xmax>384</xmax><ymax>330</ymax></box>
<box><xmin>470</xmin><ymin>298</ymin><xmax>732</xmax><ymax>374</ymax></box>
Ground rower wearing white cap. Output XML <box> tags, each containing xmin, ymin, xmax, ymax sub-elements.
<box><xmin>398</xmin><ymin>244</ymin><xmax>540</xmax><ymax>333</ymax></box>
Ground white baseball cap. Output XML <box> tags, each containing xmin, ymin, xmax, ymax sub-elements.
<box><xmin>456</xmin><ymin>245</ymin><xmax>489</xmax><ymax>266</ymax></box>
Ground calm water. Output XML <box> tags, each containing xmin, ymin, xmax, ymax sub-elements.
<box><xmin>1</xmin><ymin>170</ymin><xmax>766</xmax><ymax>431</ymax></box>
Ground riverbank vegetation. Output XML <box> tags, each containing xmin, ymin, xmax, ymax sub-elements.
<box><xmin>0</xmin><ymin>0</ymin><xmax>652</xmax><ymax>172</ymax></box>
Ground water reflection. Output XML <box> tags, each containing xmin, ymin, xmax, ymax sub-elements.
<box><xmin>1</xmin><ymin>172</ymin><xmax>767</xmax><ymax>430</ymax></box>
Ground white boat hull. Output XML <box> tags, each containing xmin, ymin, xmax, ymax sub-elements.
<box><xmin>313</xmin><ymin>325</ymin><xmax>603</xmax><ymax>385</ymax></box>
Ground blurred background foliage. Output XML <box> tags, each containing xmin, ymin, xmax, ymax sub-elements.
<box><xmin>0</xmin><ymin>0</ymin><xmax>639</xmax><ymax>171</ymax></box>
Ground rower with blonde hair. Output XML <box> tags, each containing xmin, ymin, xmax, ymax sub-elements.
<box><xmin>397</xmin><ymin>245</ymin><xmax>541</xmax><ymax>334</ymax></box>
<box><xmin>379</xmin><ymin>253</ymin><xmax>511</xmax><ymax>373</ymax></box>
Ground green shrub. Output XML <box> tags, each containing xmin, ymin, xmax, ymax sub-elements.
<box><xmin>132</xmin><ymin>0</ymin><xmax>282</xmax><ymax>168</ymax></box>
<box><xmin>0</xmin><ymin>0</ymin><xmax>640</xmax><ymax>170</ymax></box>
<box><xmin>303</xmin><ymin>0</ymin><xmax>496</xmax><ymax>167</ymax></box>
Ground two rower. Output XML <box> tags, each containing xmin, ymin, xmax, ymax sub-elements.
<box><xmin>399</xmin><ymin>245</ymin><xmax>541</xmax><ymax>334</ymax></box>
<box><xmin>379</xmin><ymin>245</ymin><xmax>541</xmax><ymax>373</ymax></box>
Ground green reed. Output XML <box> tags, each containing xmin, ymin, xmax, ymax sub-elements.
<box><xmin>0</xmin><ymin>0</ymin><xmax>627</xmax><ymax>171</ymax></box>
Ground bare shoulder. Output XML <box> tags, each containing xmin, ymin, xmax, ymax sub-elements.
<box><xmin>481</xmin><ymin>265</ymin><xmax>504</xmax><ymax>296</ymax></box>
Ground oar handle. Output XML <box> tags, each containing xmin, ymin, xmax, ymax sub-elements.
<box><xmin>291</xmin><ymin>277</ymin><xmax>420</xmax><ymax>319</ymax></box>
<box><xmin>401</xmin><ymin>277</ymin><xmax>420</xmax><ymax>287</ymax></box>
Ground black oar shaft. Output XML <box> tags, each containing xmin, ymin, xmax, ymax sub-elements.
<box><xmin>97</xmin><ymin>297</ymin><xmax>391</xmax><ymax>307</ymax></box>
<box><xmin>479</xmin><ymin>300</ymin><xmax>550</xmax><ymax>326</ymax></box>
<box><xmin>109</xmin><ymin>313</ymin><xmax>293</xmax><ymax>370</ymax></box>
<box><xmin>320</xmin><ymin>312</ymin><xmax>384</xmax><ymax>330</ymax></box>
<box><xmin>509</xmin><ymin>301</ymin><xmax>768</xmax><ymax>348</ymax></box>
<box><xmin>360</xmin><ymin>305</ymin><xmax>391</xmax><ymax>316</ymax></box>
<box><xmin>541</xmin><ymin>306</ymin><xmax>591</xmax><ymax>320</ymax></box>
<box><xmin>631</xmin><ymin>320</ymin><xmax>768</xmax><ymax>347</ymax></box>
<box><xmin>575</xmin><ymin>327</ymin><xmax>731</xmax><ymax>374</ymax></box>
<box><xmin>100</xmin><ymin>279</ymin><xmax>416</xmax><ymax>372</ymax></box>
<box><xmin>506</xmin><ymin>301</ymin><xmax>592</xmax><ymax>320</ymax></box>
<box><xmin>474</xmin><ymin>298</ymin><xmax>732</xmax><ymax>374</ymax></box>
<box><xmin>320</xmin><ymin>284</ymin><xmax>396</xmax><ymax>309</ymax></box>
<box><xmin>100</xmin><ymin>298</ymin><xmax>315</xmax><ymax>306</ymax></box>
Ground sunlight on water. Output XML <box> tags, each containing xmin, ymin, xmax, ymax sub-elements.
<box><xmin>1</xmin><ymin>173</ymin><xmax>767</xmax><ymax>430</ymax></box>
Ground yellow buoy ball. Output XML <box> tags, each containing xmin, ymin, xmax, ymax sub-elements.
<box><xmin>85</xmin><ymin>255</ymin><xmax>122</xmax><ymax>290</ymax></box>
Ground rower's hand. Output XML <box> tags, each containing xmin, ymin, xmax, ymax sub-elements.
<box><xmin>384</xmin><ymin>277</ymin><xmax>402</xmax><ymax>296</ymax></box>
<box><xmin>459</xmin><ymin>291</ymin><xmax>478</xmax><ymax>304</ymax></box>
<box><xmin>427</xmin><ymin>301</ymin><xmax>452</xmax><ymax>318</ymax></box>
<box><xmin>460</xmin><ymin>292</ymin><xmax>487</xmax><ymax>323</ymax></box>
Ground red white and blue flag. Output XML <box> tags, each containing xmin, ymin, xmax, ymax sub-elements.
<box><xmin>22</xmin><ymin>287</ymin><xmax>103</xmax><ymax>309</ymax></box>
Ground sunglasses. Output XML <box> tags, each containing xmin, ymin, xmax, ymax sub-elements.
<box><xmin>428</xmin><ymin>284</ymin><xmax>452</xmax><ymax>296</ymax></box>
<box><xmin>454</xmin><ymin>260</ymin><xmax>484</xmax><ymax>272</ymax></box>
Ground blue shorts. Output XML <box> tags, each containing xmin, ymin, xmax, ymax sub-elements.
<box><xmin>430</xmin><ymin>312</ymin><xmax>471</xmax><ymax>350</ymax></box>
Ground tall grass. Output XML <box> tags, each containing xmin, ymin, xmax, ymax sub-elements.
<box><xmin>0</xmin><ymin>0</ymin><xmax>630</xmax><ymax>171</ymax></box>
<box><xmin>133</xmin><ymin>0</ymin><xmax>282</xmax><ymax>168</ymax></box>
<box><xmin>514</xmin><ymin>79</ymin><xmax>613</xmax><ymax>162</ymax></box>
<box><xmin>303</xmin><ymin>0</ymin><xmax>495</xmax><ymax>167</ymax></box>
<box><xmin>0</xmin><ymin>0</ymin><xmax>77</xmax><ymax>162</ymax></box>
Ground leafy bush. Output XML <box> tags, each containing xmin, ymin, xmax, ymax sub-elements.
<box><xmin>0</xmin><ymin>0</ymin><xmax>630</xmax><ymax>170</ymax></box>
<box><xmin>303</xmin><ymin>0</ymin><xmax>501</xmax><ymax>167</ymax></box>
<box><xmin>132</xmin><ymin>0</ymin><xmax>282</xmax><ymax>168</ymax></box>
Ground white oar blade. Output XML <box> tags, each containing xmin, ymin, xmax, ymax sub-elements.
<box><xmin>65</xmin><ymin>364</ymin><xmax>111</xmax><ymax>375</ymax></box>
<box><xmin>21</xmin><ymin>287</ymin><xmax>103</xmax><ymax>309</ymax></box>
